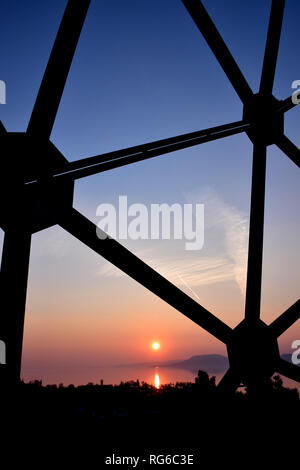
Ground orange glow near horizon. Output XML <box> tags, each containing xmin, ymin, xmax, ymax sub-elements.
<box><xmin>154</xmin><ymin>373</ymin><xmax>160</xmax><ymax>389</ymax></box>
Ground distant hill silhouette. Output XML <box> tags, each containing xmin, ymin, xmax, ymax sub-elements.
<box><xmin>120</xmin><ymin>353</ymin><xmax>298</xmax><ymax>375</ymax></box>
<box><xmin>280</xmin><ymin>353</ymin><xmax>294</xmax><ymax>364</ymax></box>
<box><xmin>118</xmin><ymin>354</ymin><xmax>229</xmax><ymax>374</ymax></box>
<box><xmin>160</xmin><ymin>354</ymin><xmax>229</xmax><ymax>373</ymax></box>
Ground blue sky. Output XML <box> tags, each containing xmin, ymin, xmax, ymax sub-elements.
<box><xmin>0</xmin><ymin>0</ymin><xmax>299</xmax><ymax>381</ymax></box>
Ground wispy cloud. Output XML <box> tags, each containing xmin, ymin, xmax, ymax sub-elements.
<box><xmin>97</xmin><ymin>250</ymin><xmax>241</xmax><ymax>294</ymax></box>
<box><xmin>186</xmin><ymin>187</ymin><xmax>249</xmax><ymax>295</ymax></box>
<box><xmin>222</xmin><ymin>203</ymin><xmax>248</xmax><ymax>296</ymax></box>
<box><xmin>31</xmin><ymin>228</ymin><xmax>74</xmax><ymax>259</ymax></box>
<box><xmin>97</xmin><ymin>251</ymin><xmax>232</xmax><ymax>279</ymax></box>
<box><xmin>96</xmin><ymin>187</ymin><xmax>249</xmax><ymax>297</ymax></box>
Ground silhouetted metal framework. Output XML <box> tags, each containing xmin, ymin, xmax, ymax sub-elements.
<box><xmin>0</xmin><ymin>0</ymin><xmax>299</xmax><ymax>390</ymax></box>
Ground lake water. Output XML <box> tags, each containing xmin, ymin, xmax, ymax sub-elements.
<box><xmin>22</xmin><ymin>365</ymin><xmax>202</xmax><ymax>387</ymax></box>
<box><xmin>21</xmin><ymin>364</ymin><xmax>299</xmax><ymax>391</ymax></box>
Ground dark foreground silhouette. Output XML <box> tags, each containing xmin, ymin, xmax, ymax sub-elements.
<box><xmin>3</xmin><ymin>370</ymin><xmax>299</xmax><ymax>464</ymax></box>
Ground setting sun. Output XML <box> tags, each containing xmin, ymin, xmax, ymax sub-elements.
<box><xmin>152</xmin><ymin>341</ymin><xmax>160</xmax><ymax>350</ymax></box>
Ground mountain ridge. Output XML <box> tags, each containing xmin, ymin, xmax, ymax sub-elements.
<box><xmin>117</xmin><ymin>353</ymin><xmax>297</xmax><ymax>374</ymax></box>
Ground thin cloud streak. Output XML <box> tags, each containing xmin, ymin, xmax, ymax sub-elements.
<box><xmin>97</xmin><ymin>188</ymin><xmax>249</xmax><ymax>297</ymax></box>
<box><xmin>98</xmin><ymin>252</ymin><xmax>237</xmax><ymax>289</ymax></box>
<box><xmin>186</xmin><ymin>188</ymin><xmax>249</xmax><ymax>296</ymax></box>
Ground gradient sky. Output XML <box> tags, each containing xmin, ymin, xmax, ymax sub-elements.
<box><xmin>0</xmin><ymin>0</ymin><xmax>299</xmax><ymax>384</ymax></box>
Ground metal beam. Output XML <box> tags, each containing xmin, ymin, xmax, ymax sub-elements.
<box><xmin>27</xmin><ymin>0</ymin><xmax>90</xmax><ymax>138</ymax></box>
<box><xmin>0</xmin><ymin>227</ymin><xmax>31</xmax><ymax>385</ymax></box>
<box><xmin>182</xmin><ymin>0</ymin><xmax>253</xmax><ymax>103</ymax></box>
<box><xmin>60</xmin><ymin>208</ymin><xmax>233</xmax><ymax>344</ymax></box>
<box><xmin>269</xmin><ymin>300</ymin><xmax>300</xmax><ymax>337</ymax></box>
<box><xmin>245</xmin><ymin>144</ymin><xmax>267</xmax><ymax>322</ymax></box>
<box><xmin>259</xmin><ymin>0</ymin><xmax>285</xmax><ymax>95</ymax></box>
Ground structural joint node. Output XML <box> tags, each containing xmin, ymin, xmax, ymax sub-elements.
<box><xmin>243</xmin><ymin>94</ymin><xmax>284</xmax><ymax>145</ymax></box>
